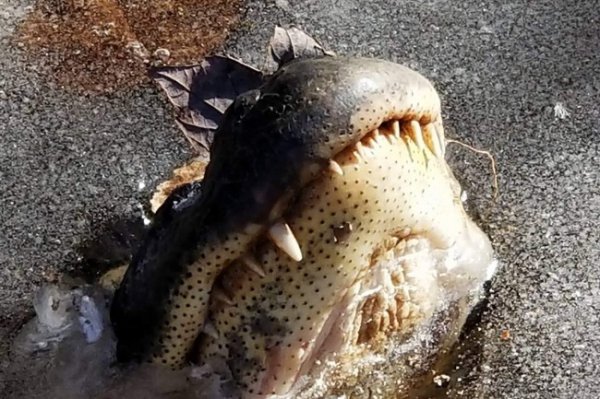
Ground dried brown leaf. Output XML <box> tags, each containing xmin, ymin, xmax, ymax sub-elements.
<box><xmin>151</xmin><ymin>56</ymin><xmax>263</xmax><ymax>157</ymax></box>
<box><xmin>152</xmin><ymin>27</ymin><xmax>334</xmax><ymax>157</ymax></box>
<box><xmin>270</xmin><ymin>26</ymin><xmax>335</xmax><ymax>67</ymax></box>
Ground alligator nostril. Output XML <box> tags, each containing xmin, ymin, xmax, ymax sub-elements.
<box><xmin>332</xmin><ymin>222</ymin><xmax>353</xmax><ymax>244</ymax></box>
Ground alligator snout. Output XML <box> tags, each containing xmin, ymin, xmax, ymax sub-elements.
<box><xmin>111</xmin><ymin>56</ymin><xmax>495</xmax><ymax>398</ymax></box>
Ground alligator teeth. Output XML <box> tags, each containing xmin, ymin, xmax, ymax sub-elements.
<box><xmin>328</xmin><ymin>159</ymin><xmax>344</xmax><ymax>176</ymax></box>
<box><xmin>355</xmin><ymin>142</ymin><xmax>372</xmax><ymax>158</ymax></box>
<box><xmin>365</xmin><ymin>137</ymin><xmax>379</xmax><ymax>149</ymax></box>
<box><xmin>213</xmin><ymin>287</ymin><xmax>234</xmax><ymax>305</ymax></box>
<box><xmin>385</xmin><ymin>132</ymin><xmax>399</xmax><ymax>144</ymax></box>
<box><xmin>373</xmin><ymin>130</ymin><xmax>388</xmax><ymax>146</ymax></box>
<box><xmin>433</xmin><ymin>120</ymin><xmax>446</xmax><ymax>156</ymax></box>
<box><xmin>203</xmin><ymin>321</ymin><xmax>219</xmax><ymax>339</ymax></box>
<box><xmin>242</xmin><ymin>254</ymin><xmax>266</xmax><ymax>277</ymax></box>
<box><xmin>422</xmin><ymin>124</ymin><xmax>443</xmax><ymax>158</ymax></box>
<box><xmin>392</xmin><ymin>120</ymin><xmax>401</xmax><ymax>138</ymax></box>
<box><xmin>353</xmin><ymin>150</ymin><xmax>364</xmax><ymax>163</ymax></box>
<box><xmin>268</xmin><ymin>222</ymin><xmax>303</xmax><ymax>261</ymax></box>
<box><xmin>407</xmin><ymin>120</ymin><xmax>426</xmax><ymax>150</ymax></box>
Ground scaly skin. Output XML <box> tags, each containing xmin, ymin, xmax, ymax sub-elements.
<box><xmin>111</xmin><ymin>56</ymin><xmax>494</xmax><ymax>398</ymax></box>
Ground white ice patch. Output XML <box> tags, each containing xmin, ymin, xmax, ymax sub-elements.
<box><xmin>553</xmin><ymin>102</ymin><xmax>570</xmax><ymax>119</ymax></box>
<box><xmin>12</xmin><ymin>285</ymin><xmax>77</xmax><ymax>353</ymax></box>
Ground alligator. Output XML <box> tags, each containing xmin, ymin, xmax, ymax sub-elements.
<box><xmin>111</xmin><ymin>56</ymin><xmax>495</xmax><ymax>398</ymax></box>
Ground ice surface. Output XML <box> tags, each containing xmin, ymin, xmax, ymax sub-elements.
<box><xmin>12</xmin><ymin>285</ymin><xmax>77</xmax><ymax>354</ymax></box>
<box><xmin>7</xmin><ymin>284</ymin><xmax>235</xmax><ymax>399</ymax></box>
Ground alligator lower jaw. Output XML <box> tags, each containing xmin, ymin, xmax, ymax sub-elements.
<box><xmin>197</xmin><ymin>118</ymin><xmax>494</xmax><ymax>398</ymax></box>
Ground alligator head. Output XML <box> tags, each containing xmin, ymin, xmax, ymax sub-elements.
<box><xmin>110</xmin><ymin>56</ymin><xmax>495</xmax><ymax>398</ymax></box>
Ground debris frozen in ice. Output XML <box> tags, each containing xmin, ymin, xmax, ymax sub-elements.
<box><xmin>7</xmin><ymin>284</ymin><xmax>236</xmax><ymax>399</ymax></box>
<box><xmin>34</xmin><ymin>285</ymin><xmax>72</xmax><ymax>330</ymax></box>
<box><xmin>12</xmin><ymin>285</ymin><xmax>77</xmax><ymax>354</ymax></box>
<box><xmin>13</xmin><ymin>285</ymin><xmax>110</xmax><ymax>353</ymax></box>
<box><xmin>78</xmin><ymin>295</ymin><xmax>103</xmax><ymax>343</ymax></box>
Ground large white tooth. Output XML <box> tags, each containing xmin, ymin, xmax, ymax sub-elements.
<box><xmin>399</xmin><ymin>227</ymin><xmax>411</xmax><ymax>238</ymax></box>
<box><xmin>408</xmin><ymin>121</ymin><xmax>426</xmax><ymax>150</ymax></box>
<box><xmin>365</xmin><ymin>134</ymin><xmax>380</xmax><ymax>149</ymax></box>
<box><xmin>392</xmin><ymin>120</ymin><xmax>401</xmax><ymax>138</ymax></box>
<box><xmin>422</xmin><ymin>124</ymin><xmax>443</xmax><ymax>158</ymax></box>
<box><xmin>242</xmin><ymin>254</ymin><xmax>266</xmax><ymax>277</ymax></box>
<box><xmin>203</xmin><ymin>321</ymin><xmax>219</xmax><ymax>339</ymax></box>
<box><xmin>268</xmin><ymin>222</ymin><xmax>303</xmax><ymax>261</ymax></box>
<box><xmin>328</xmin><ymin>159</ymin><xmax>344</xmax><ymax>176</ymax></box>
<box><xmin>213</xmin><ymin>287</ymin><xmax>234</xmax><ymax>305</ymax></box>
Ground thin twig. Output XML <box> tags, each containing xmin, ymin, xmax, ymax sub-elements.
<box><xmin>446</xmin><ymin>139</ymin><xmax>499</xmax><ymax>201</ymax></box>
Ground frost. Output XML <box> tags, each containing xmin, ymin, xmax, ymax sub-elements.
<box><xmin>12</xmin><ymin>285</ymin><xmax>76</xmax><ymax>354</ymax></box>
<box><xmin>553</xmin><ymin>102</ymin><xmax>570</xmax><ymax>119</ymax></box>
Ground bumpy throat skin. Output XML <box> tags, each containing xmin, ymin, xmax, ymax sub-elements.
<box><xmin>110</xmin><ymin>56</ymin><xmax>494</xmax><ymax>398</ymax></box>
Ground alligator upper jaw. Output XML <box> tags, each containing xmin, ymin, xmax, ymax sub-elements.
<box><xmin>199</xmin><ymin>119</ymin><xmax>494</xmax><ymax>398</ymax></box>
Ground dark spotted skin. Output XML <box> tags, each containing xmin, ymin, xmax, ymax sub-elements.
<box><xmin>110</xmin><ymin>57</ymin><xmax>444</xmax><ymax>368</ymax></box>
